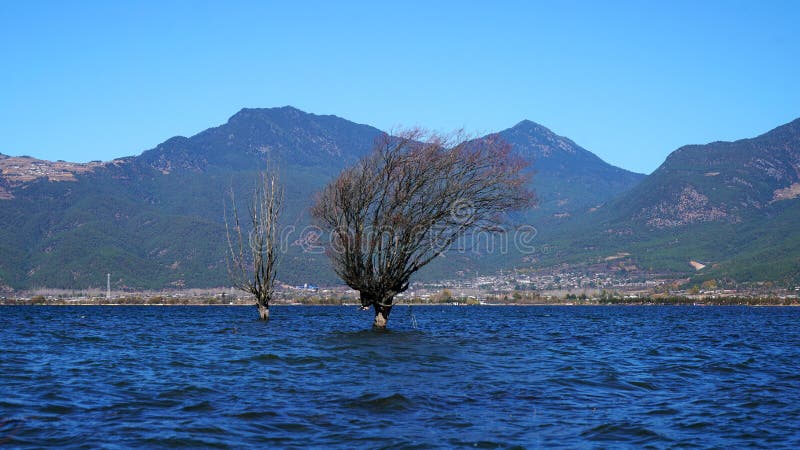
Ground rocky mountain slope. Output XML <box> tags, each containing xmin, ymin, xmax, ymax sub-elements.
<box><xmin>548</xmin><ymin>118</ymin><xmax>800</xmax><ymax>284</ymax></box>
<box><xmin>608</xmin><ymin>117</ymin><xmax>800</xmax><ymax>228</ymax></box>
<box><xmin>497</xmin><ymin>120</ymin><xmax>645</xmax><ymax>221</ymax></box>
<box><xmin>0</xmin><ymin>107</ymin><xmax>644</xmax><ymax>290</ymax></box>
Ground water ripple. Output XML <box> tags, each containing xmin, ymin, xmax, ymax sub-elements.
<box><xmin>1</xmin><ymin>305</ymin><xmax>800</xmax><ymax>448</ymax></box>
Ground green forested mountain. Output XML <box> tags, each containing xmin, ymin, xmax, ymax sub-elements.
<box><xmin>544</xmin><ymin>118</ymin><xmax>800</xmax><ymax>285</ymax></box>
<box><xmin>498</xmin><ymin>120</ymin><xmax>645</xmax><ymax>220</ymax></box>
<box><xmin>5</xmin><ymin>107</ymin><xmax>798</xmax><ymax>290</ymax></box>
<box><xmin>0</xmin><ymin>107</ymin><xmax>644</xmax><ymax>290</ymax></box>
<box><xmin>0</xmin><ymin>107</ymin><xmax>382</xmax><ymax>290</ymax></box>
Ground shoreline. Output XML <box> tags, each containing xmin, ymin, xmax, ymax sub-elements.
<box><xmin>2</xmin><ymin>302</ymin><xmax>799</xmax><ymax>307</ymax></box>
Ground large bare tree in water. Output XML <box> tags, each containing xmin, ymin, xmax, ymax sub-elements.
<box><xmin>311</xmin><ymin>129</ymin><xmax>534</xmax><ymax>328</ymax></box>
<box><xmin>225</xmin><ymin>169</ymin><xmax>283</xmax><ymax>320</ymax></box>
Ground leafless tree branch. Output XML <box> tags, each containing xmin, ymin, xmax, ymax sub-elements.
<box><xmin>311</xmin><ymin>129</ymin><xmax>535</xmax><ymax>327</ymax></box>
<box><xmin>224</xmin><ymin>165</ymin><xmax>283</xmax><ymax>320</ymax></box>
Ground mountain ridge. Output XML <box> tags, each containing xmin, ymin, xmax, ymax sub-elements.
<box><xmin>606</xmin><ymin>116</ymin><xmax>800</xmax><ymax>228</ymax></box>
<box><xmin>494</xmin><ymin>119</ymin><xmax>645</xmax><ymax>221</ymax></box>
<box><xmin>8</xmin><ymin>107</ymin><xmax>798</xmax><ymax>289</ymax></box>
<box><xmin>0</xmin><ymin>106</ymin><xmax>644</xmax><ymax>290</ymax></box>
<box><xmin>541</xmin><ymin>116</ymin><xmax>800</xmax><ymax>285</ymax></box>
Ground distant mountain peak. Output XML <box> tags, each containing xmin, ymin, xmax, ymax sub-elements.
<box><xmin>480</xmin><ymin>117</ymin><xmax>646</xmax><ymax>221</ymax></box>
<box><xmin>226</xmin><ymin>105</ymin><xmax>352</xmax><ymax>126</ymax></box>
<box><xmin>0</xmin><ymin>105</ymin><xmax>651</xmax><ymax>290</ymax></box>
<box><xmin>499</xmin><ymin>119</ymin><xmax>595</xmax><ymax>161</ymax></box>
<box><xmin>229</xmin><ymin>105</ymin><xmax>304</xmax><ymax>120</ymax></box>
<box><xmin>511</xmin><ymin>119</ymin><xmax>557</xmax><ymax>135</ymax></box>
<box><xmin>138</xmin><ymin>105</ymin><xmax>383</xmax><ymax>173</ymax></box>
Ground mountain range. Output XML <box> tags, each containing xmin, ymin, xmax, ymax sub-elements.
<box><xmin>1</xmin><ymin>106</ymin><xmax>798</xmax><ymax>291</ymax></box>
<box><xmin>547</xmin><ymin>118</ymin><xmax>800</xmax><ymax>284</ymax></box>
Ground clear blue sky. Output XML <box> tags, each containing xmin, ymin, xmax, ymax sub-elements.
<box><xmin>1</xmin><ymin>0</ymin><xmax>798</xmax><ymax>174</ymax></box>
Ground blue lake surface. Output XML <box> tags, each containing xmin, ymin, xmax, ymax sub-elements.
<box><xmin>1</xmin><ymin>305</ymin><xmax>800</xmax><ymax>448</ymax></box>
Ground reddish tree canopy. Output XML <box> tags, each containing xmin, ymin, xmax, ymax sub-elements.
<box><xmin>311</xmin><ymin>129</ymin><xmax>534</xmax><ymax>327</ymax></box>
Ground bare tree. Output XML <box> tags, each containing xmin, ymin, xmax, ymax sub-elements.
<box><xmin>311</xmin><ymin>129</ymin><xmax>534</xmax><ymax>328</ymax></box>
<box><xmin>225</xmin><ymin>169</ymin><xmax>283</xmax><ymax>320</ymax></box>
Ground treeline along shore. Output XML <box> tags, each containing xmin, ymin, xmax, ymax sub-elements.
<box><xmin>2</xmin><ymin>293</ymin><xmax>798</xmax><ymax>307</ymax></box>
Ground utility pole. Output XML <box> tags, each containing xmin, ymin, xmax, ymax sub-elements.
<box><xmin>107</xmin><ymin>273</ymin><xmax>111</xmax><ymax>300</ymax></box>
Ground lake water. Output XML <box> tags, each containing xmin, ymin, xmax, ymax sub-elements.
<box><xmin>1</xmin><ymin>305</ymin><xmax>799</xmax><ymax>448</ymax></box>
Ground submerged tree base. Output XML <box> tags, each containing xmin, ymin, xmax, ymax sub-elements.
<box><xmin>373</xmin><ymin>304</ymin><xmax>391</xmax><ymax>329</ymax></box>
<box><xmin>257</xmin><ymin>303</ymin><xmax>270</xmax><ymax>321</ymax></box>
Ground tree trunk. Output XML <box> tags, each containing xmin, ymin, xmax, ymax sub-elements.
<box><xmin>257</xmin><ymin>303</ymin><xmax>270</xmax><ymax>321</ymax></box>
<box><xmin>373</xmin><ymin>303</ymin><xmax>392</xmax><ymax>329</ymax></box>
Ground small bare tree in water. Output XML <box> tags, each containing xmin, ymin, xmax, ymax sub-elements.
<box><xmin>225</xmin><ymin>169</ymin><xmax>283</xmax><ymax>320</ymax></box>
<box><xmin>311</xmin><ymin>129</ymin><xmax>534</xmax><ymax>328</ymax></box>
